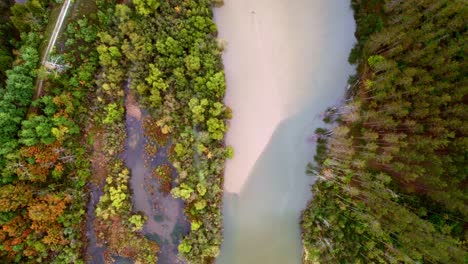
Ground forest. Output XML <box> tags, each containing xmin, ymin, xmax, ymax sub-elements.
<box><xmin>0</xmin><ymin>0</ymin><xmax>228</xmax><ymax>263</ymax></box>
<box><xmin>0</xmin><ymin>0</ymin><xmax>98</xmax><ymax>262</ymax></box>
<box><xmin>301</xmin><ymin>0</ymin><xmax>467</xmax><ymax>263</ymax></box>
<box><xmin>0</xmin><ymin>0</ymin><xmax>466</xmax><ymax>263</ymax></box>
<box><xmin>91</xmin><ymin>0</ymin><xmax>229</xmax><ymax>262</ymax></box>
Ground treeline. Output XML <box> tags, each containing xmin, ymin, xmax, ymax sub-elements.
<box><xmin>0</xmin><ymin>0</ymin><xmax>100</xmax><ymax>262</ymax></box>
<box><xmin>102</xmin><ymin>0</ymin><xmax>230</xmax><ymax>263</ymax></box>
<box><xmin>0</xmin><ymin>0</ymin><xmax>52</xmax><ymax>171</ymax></box>
<box><xmin>301</xmin><ymin>0</ymin><xmax>467</xmax><ymax>263</ymax></box>
<box><xmin>0</xmin><ymin>0</ymin><xmax>16</xmax><ymax>84</ymax></box>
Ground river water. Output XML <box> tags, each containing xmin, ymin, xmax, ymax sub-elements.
<box><xmin>214</xmin><ymin>1</ymin><xmax>355</xmax><ymax>263</ymax></box>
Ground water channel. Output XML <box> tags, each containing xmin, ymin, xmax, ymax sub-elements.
<box><xmin>214</xmin><ymin>1</ymin><xmax>356</xmax><ymax>263</ymax></box>
<box><xmin>124</xmin><ymin>91</ymin><xmax>189</xmax><ymax>264</ymax></box>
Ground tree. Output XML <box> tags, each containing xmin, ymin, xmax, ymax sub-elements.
<box><xmin>133</xmin><ymin>0</ymin><xmax>160</xmax><ymax>17</ymax></box>
<box><xmin>185</xmin><ymin>54</ymin><xmax>201</xmax><ymax>72</ymax></box>
<box><xmin>0</xmin><ymin>184</ymin><xmax>34</xmax><ymax>212</ymax></box>
<box><xmin>103</xmin><ymin>103</ymin><xmax>124</xmax><ymax>124</ymax></box>
<box><xmin>206</xmin><ymin>118</ymin><xmax>225</xmax><ymax>140</ymax></box>
<box><xmin>145</xmin><ymin>64</ymin><xmax>168</xmax><ymax>91</ymax></box>
<box><xmin>19</xmin><ymin>116</ymin><xmax>55</xmax><ymax>146</ymax></box>
<box><xmin>206</xmin><ymin>71</ymin><xmax>226</xmax><ymax>98</ymax></box>
<box><xmin>189</xmin><ymin>98</ymin><xmax>208</xmax><ymax>124</ymax></box>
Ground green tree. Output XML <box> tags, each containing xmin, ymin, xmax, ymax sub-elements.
<box><xmin>302</xmin><ymin>0</ymin><xmax>468</xmax><ymax>263</ymax></box>
<box><xmin>133</xmin><ymin>0</ymin><xmax>160</xmax><ymax>17</ymax></box>
<box><xmin>206</xmin><ymin>118</ymin><xmax>225</xmax><ymax>140</ymax></box>
<box><xmin>103</xmin><ymin>103</ymin><xmax>124</xmax><ymax>125</ymax></box>
<box><xmin>189</xmin><ymin>98</ymin><xmax>209</xmax><ymax>124</ymax></box>
<box><xmin>19</xmin><ymin>116</ymin><xmax>56</xmax><ymax>146</ymax></box>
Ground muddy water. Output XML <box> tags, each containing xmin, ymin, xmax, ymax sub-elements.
<box><xmin>124</xmin><ymin>92</ymin><xmax>189</xmax><ymax>264</ymax></box>
<box><xmin>214</xmin><ymin>0</ymin><xmax>355</xmax><ymax>263</ymax></box>
<box><xmin>86</xmin><ymin>183</ymin><xmax>105</xmax><ymax>264</ymax></box>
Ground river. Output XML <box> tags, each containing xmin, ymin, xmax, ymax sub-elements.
<box><xmin>214</xmin><ymin>0</ymin><xmax>355</xmax><ymax>263</ymax></box>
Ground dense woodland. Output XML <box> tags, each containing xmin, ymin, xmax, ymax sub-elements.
<box><xmin>0</xmin><ymin>0</ymin><xmax>16</xmax><ymax>84</ymax></box>
<box><xmin>1</xmin><ymin>0</ymin><xmax>227</xmax><ymax>263</ymax></box>
<box><xmin>89</xmin><ymin>0</ymin><xmax>229</xmax><ymax>262</ymax></box>
<box><xmin>0</xmin><ymin>0</ymin><xmax>157</xmax><ymax>262</ymax></box>
<box><xmin>302</xmin><ymin>0</ymin><xmax>467</xmax><ymax>263</ymax></box>
<box><xmin>0</xmin><ymin>0</ymin><xmax>97</xmax><ymax>262</ymax></box>
<box><xmin>112</xmin><ymin>0</ymin><xmax>229</xmax><ymax>262</ymax></box>
<box><xmin>1</xmin><ymin>0</ymin><xmax>466</xmax><ymax>263</ymax></box>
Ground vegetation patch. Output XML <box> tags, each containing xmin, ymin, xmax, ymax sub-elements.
<box><xmin>301</xmin><ymin>0</ymin><xmax>467</xmax><ymax>263</ymax></box>
<box><xmin>108</xmin><ymin>1</ymin><xmax>232</xmax><ymax>262</ymax></box>
<box><xmin>95</xmin><ymin>161</ymin><xmax>159</xmax><ymax>263</ymax></box>
<box><xmin>152</xmin><ymin>164</ymin><xmax>173</xmax><ymax>195</ymax></box>
<box><xmin>0</xmin><ymin>0</ymin><xmax>98</xmax><ymax>262</ymax></box>
<box><xmin>143</xmin><ymin>116</ymin><xmax>170</xmax><ymax>147</ymax></box>
<box><xmin>89</xmin><ymin>0</ymin><xmax>161</xmax><ymax>262</ymax></box>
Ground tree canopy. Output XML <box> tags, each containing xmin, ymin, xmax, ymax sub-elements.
<box><xmin>302</xmin><ymin>0</ymin><xmax>467</xmax><ymax>263</ymax></box>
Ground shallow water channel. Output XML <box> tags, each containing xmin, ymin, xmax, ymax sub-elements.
<box><xmin>123</xmin><ymin>92</ymin><xmax>189</xmax><ymax>264</ymax></box>
<box><xmin>214</xmin><ymin>0</ymin><xmax>356</xmax><ymax>263</ymax></box>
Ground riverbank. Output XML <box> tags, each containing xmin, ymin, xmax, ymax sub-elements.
<box><xmin>214</xmin><ymin>0</ymin><xmax>355</xmax><ymax>263</ymax></box>
<box><xmin>301</xmin><ymin>0</ymin><xmax>467</xmax><ymax>262</ymax></box>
